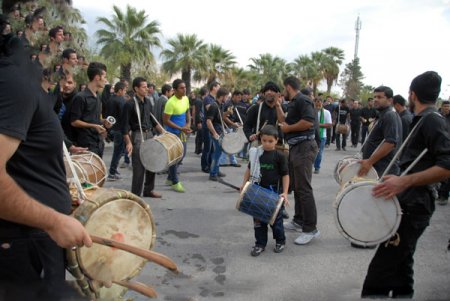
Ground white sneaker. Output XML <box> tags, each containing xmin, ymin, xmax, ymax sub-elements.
<box><xmin>294</xmin><ymin>229</ymin><xmax>320</xmax><ymax>245</ymax></box>
<box><xmin>283</xmin><ymin>221</ymin><xmax>303</xmax><ymax>232</ymax></box>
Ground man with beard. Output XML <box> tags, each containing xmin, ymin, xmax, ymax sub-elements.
<box><xmin>393</xmin><ymin>94</ymin><xmax>413</xmax><ymax>142</ymax></box>
<box><xmin>277</xmin><ymin>76</ymin><xmax>319</xmax><ymax>245</ymax></box>
<box><xmin>358</xmin><ymin>86</ymin><xmax>402</xmax><ymax>178</ymax></box>
<box><xmin>57</xmin><ymin>69</ymin><xmax>78</xmax><ymax>143</ymax></box>
<box><xmin>333</xmin><ymin>99</ymin><xmax>350</xmax><ymax>151</ymax></box>
<box><xmin>71</xmin><ymin>62</ymin><xmax>111</xmax><ymax>157</ymax></box>
<box><xmin>362</xmin><ymin>71</ymin><xmax>450</xmax><ymax>298</ymax></box>
<box><xmin>349</xmin><ymin>100</ymin><xmax>362</xmax><ymax>148</ymax></box>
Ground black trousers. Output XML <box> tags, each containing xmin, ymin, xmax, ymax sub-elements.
<box><xmin>131</xmin><ymin>131</ymin><xmax>156</xmax><ymax>196</ymax></box>
<box><xmin>361</xmin><ymin>125</ymin><xmax>369</xmax><ymax>145</ymax></box>
<box><xmin>0</xmin><ymin>231</ymin><xmax>84</xmax><ymax>300</ymax></box>
<box><xmin>195</xmin><ymin>124</ymin><xmax>203</xmax><ymax>154</ymax></box>
<box><xmin>438</xmin><ymin>178</ymin><xmax>450</xmax><ymax>199</ymax></box>
<box><xmin>289</xmin><ymin>140</ymin><xmax>318</xmax><ymax>233</ymax></box>
<box><xmin>350</xmin><ymin>123</ymin><xmax>360</xmax><ymax>146</ymax></box>
<box><xmin>325</xmin><ymin>127</ymin><xmax>332</xmax><ymax>145</ymax></box>
<box><xmin>362</xmin><ymin>212</ymin><xmax>431</xmax><ymax>298</ymax></box>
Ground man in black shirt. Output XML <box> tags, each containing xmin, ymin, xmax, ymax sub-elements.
<box><xmin>193</xmin><ymin>87</ymin><xmax>207</xmax><ymax>154</ymax></box>
<box><xmin>437</xmin><ymin>100</ymin><xmax>450</xmax><ymax>205</ymax></box>
<box><xmin>106</xmin><ymin>81</ymin><xmax>127</xmax><ymax>180</ymax></box>
<box><xmin>206</xmin><ymin>87</ymin><xmax>228</xmax><ymax>181</ymax></box>
<box><xmin>360</xmin><ymin>98</ymin><xmax>378</xmax><ymax>144</ymax></box>
<box><xmin>358</xmin><ymin>86</ymin><xmax>402</xmax><ymax>177</ymax></box>
<box><xmin>122</xmin><ymin>77</ymin><xmax>164</xmax><ymax>198</ymax></box>
<box><xmin>349</xmin><ymin>100</ymin><xmax>362</xmax><ymax>147</ymax></box>
<box><xmin>323</xmin><ymin>95</ymin><xmax>335</xmax><ymax>147</ymax></box>
<box><xmin>333</xmin><ymin>99</ymin><xmax>350</xmax><ymax>151</ymax></box>
<box><xmin>0</xmin><ymin>25</ymin><xmax>91</xmax><ymax>299</ymax></box>
<box><xmin>71</xmin><ymin>62</ymin><xmax>112</xmax><ymax>157</ymax></box>
<box><xmin>393</xmin><ymin>94</ymin><xmax>413</xmax><ymax>142</ymax></box>
<box><xmin>277</xmin><ymin>76</ymin><xmax>319</xmax><ymax>245</ymax></box>
<box><xmin>363</xmin><ymin>71</ymin><xmax>450</xmax><ymax>298</ymax></box>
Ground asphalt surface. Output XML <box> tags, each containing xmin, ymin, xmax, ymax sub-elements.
<box><xmin>99</xmin><ymin>136</ymin><xmax>450</xmax><ymax>301</ymax></box>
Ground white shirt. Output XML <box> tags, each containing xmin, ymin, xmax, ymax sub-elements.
<box><xmin>317</xmin><ymin>108</ymin><xmax>332</xmax><ymax>138</ymax></box>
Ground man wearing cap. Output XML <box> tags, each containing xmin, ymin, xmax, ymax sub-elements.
<box><xmin>362</xmin><ymin>71</ymin><xmax>450</xmax><ymax>298</ymax></box>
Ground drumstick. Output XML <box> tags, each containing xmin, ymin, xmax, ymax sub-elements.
<box><xmin>90</xmin><ymin>235</ymin><xmax>179</xmax><ymax>273</ymax></box>
<box><xmin>217</xmin><ymin>178</ymin><xmax>240</xmax><ymax>191</ymax></box>
<box><xmin>113</xmin><ymin>280</ymin><xmax>157</xmax><ymax>298</ymax></box>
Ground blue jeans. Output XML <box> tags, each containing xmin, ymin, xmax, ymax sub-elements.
<box><xmin>210</xmin><ymin>137</ymin><xmax>223</xmax><ymax>177</ymax></box>
<box><xmin>219</xmin><ymin>152</ymin><xmax>238</xmax><ymax>165</ymax></box>
<box><xmin>109</xmin><ymin>130</ymin><xmax>125</xmax><ymax>175</ymax></box>
<box><xmin>314</xmin><ymin>137</ymin><xmax>326</xmax><ymax>171</ymax></box>
<box><xmin>168</xmin><ymin>140</ymin><xmax>187</xmax><ymax>185</ymax></box>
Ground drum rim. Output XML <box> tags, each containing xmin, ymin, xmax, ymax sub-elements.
<box><xmin>67</xmin><ymin>188</ymin><xmax>156</xmax><ymax>297</ymax></box>
<box><xmin>139</xmin><ymin>133</ymin><xmax>183</xmax><ymax>173</ymax></box>
<box><xmin>334</xmin><ymin>155</ymin><xmax>360</xmax><ymax>184</ymax></box>
<box><xmin>221</xmin><ymin>131</ymin><xmax>247</xmax><ymax>155</ymax></box>
<box><xmin>268</xmin><ymin>195</ymin><xmax>285</xmax><ymax>226</ymax></box>
<box><xmin>236</xmin><ymin>181</ymin><xmax>251</xmax><ymax>210</ymax></box>
<box><xmin>67</xmin><ymin>151</ymin><xmax>107</xmax><ymax>187</ymax></box>
<box><xmin>339</xmin><ymin>161</ymin><xmax>378</xmax><ymax>186</ymax></box>
<box><xmin>333</xmin><ymin>181</ymin><xmax>402</xmax><ymax>247</ymax></box>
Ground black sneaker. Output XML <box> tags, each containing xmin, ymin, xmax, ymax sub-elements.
<box><xmin>218</xmin><ymin>171</ymin><xmax>226</xmax><ymax>177</ymax></box>
<box><xmin>274</xmin><ymin>243</ymin><xmax>285</xmax><ymax>253</ymax></box>
<box><xmin>250</xmin><ymin>245</ymin><xmax>265</xmax><ymax>257</ymax></box>
<box><xmin>209</xmin><ymin>175</ymin><xmax>219</xmax><ymax>181</ymax></box>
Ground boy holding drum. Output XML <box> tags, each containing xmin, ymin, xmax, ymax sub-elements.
<box><xmin>240</xmin><ymin>125</ymin><xmax>290</xmax><ymax>256</ymax></box>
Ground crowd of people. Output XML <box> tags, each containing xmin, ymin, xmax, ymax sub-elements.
<box><xmin>1</xmin><ymin>1</ymin><xmax>450</xmax><ymax>300</ymax></box>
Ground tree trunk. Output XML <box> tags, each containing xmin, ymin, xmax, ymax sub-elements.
<box><xmin>182</xmin><ymin>69</ymin><xmax>191</xmax><ymax>95</ymax></box>
<box><xmin>121</xmin><ymin>63</ymin><xmax>132</xmax><ymax>84</ymax></box>
<box><xmin>326</xmin><ymin>77</ymin><xmax>333</xmax><ymax>95</ymax></box>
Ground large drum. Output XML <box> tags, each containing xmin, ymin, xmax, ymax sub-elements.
<box><xmin>334</xmin><ymin>155</ymin><xmax>359</xmax><ymax>184</ymax></box>
<box><xmin>336</xmin><ymin>124</ymin><xmax>349</xmax><ymax>135</ymax></box>
<box><xmin>64</xmin><ymin>152</ymin><xmax>107</xmax><ymax>187</ymax></box>
<box><xmin>334</xmin><ymin>180</ymin><xmax>402</xmax><ymax>247</ymax></box>
<box><xmin>220</xmin><ymin>127</ymin><xmax>247</xmax><ymax>155</ymax></box>
<box><xmin>67</xmin><ymin>188</ymin><xmax>156</xmax><ymax>299</ymax></box>
<box><xmin>339</xmin><ymin>161</ymin><xmax>378</xmax><ymax>185</ymax></box>
<box><xmin>236</xmin><ymin>182</ymin><xmax>284</xmax><ymax>225</ymax></box>
<box><xmin>140</xmin><ymin>132</ymin><xmax>184</xmax><ymax>173</ymax></box>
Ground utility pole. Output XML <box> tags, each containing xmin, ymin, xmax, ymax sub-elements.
<box><xmin>354</xmin><ymin>15</ymin><xmax>362</xmax><ymax>60</ymax></box>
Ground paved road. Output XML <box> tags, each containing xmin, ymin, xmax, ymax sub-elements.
<box><xmin>100</xmin><ymin>137</ymin><xmax>450</xmax><ymax>301</ymax></box>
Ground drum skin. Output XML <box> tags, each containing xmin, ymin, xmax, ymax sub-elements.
<box><xmin>334</xmin><ymin>181</ymin><xmax>402</xmax><ymax>247</ymax></box>
<box><xmin>140</xmin><ymin>132</ymin><xmax>183</xmax><ymax>173</ymax></box>
<box><xmin>66</xmin><ymin>188</ymin><xmax>156</xmax><ymax>299</ymax></box>
<box><xmin>236</xmin><ymin>182</ymin><xmax>283</xmax><ymax>225</ymax></box>
<box><xmin>339</xmin><ymin>161</ymin><xmax>378</xmax><ymax>185</ymax></box>
<box><xmin>221</xmin><ymin>127</ymin><xmax>247</xmax><ymax>155</ymax></box>
<box><xmin>65</xmin><ymin>152</ymin><xmax>107</xmax><ymax>187</ymax></box>
<box><xmin>334</xmin><ymin>155</ymin><xmax>359</xmax><ymax>184</ymax></box>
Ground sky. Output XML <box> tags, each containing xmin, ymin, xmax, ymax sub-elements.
<box><xmin>74</xmin><ymin>0</ymin><xmax>450</xmax><ymax>99</ymax></box>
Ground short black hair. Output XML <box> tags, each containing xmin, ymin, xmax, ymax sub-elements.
<box><xmin>199</xmin><ymin>87</ymin><xmax>208</xmax><ymax>97</ymax></box>
<box><xmin>114</xmin><ymin>81</ymin><xmax>126</xmax><ymax>93</ymax></box>
<box><xmin>232</xmin><ymin>90</ymin><xmax>242</xmax><ymax>97</ymax></box>
<box><xmin>393</xmin><ymin>94</ymin><xmax>406</xmax><ymax>107</ymax></box>
<box><xmin>87</xmin><ymin>62</ymin><xmax>106</xmax><ymax>81</ymax></box>
<box><xmin>262</xmin><ymin>81</ymin><xmax>280</xmax><ymax>93</ymax></box>
<box><xmin>62</xmin><ymin>48</ymin><xmax>76</xmax><ymax>60</ymax></box>
<box><xmin>410</xmin><ymin>71</ymin><xmax>442</xmax><ymax>104</ymax></box>
<box><xmin>217</xmin><ymin>87</ymin><xmax>228</xmax><ymax>99</ymax></box>
<box><xmin>132</xmin><ymin>77</ymin><xmax>147</xmax><ymax>91</ymax></box>
<box><xmin>283</xmin><ymin>76</ymin><xmax>301</xmax><ymax>91</ymax></box>
<box><xmin>161</xmin><ymin>84</ymin><xmax>172</xmax><ymax>95</ymax></box>
<box><xmin>48</xmin><ymin>26</ymin><xmax>63</xmax><ymax>39</ymax></box>
<box><xmin>374</xmin><ymin>86</ymin><xmax>393</xmax><ymax>99</ymax></box>
<box><xmin>260</xmin><ymin>124</ymin><xmax>278</xmax><ymax>139</ymax></box>
<box><xmin>242</xmin><ymin>89</ymin><xmax>250</xmax><ymax>95</ymax></box>
<box><xmin>172</xmin><ymin>79</ymin><xmax>184</xmax><ymax>90</ymax></box>
<box><xmin>208</xmin><ymin>81</ymin><xmax>220</xmax><ymax>91</ymax></box>
<box><xmin>442</xmin><ymin>101</ymin><xmax>450</xmax><ymax>106</ymax></box>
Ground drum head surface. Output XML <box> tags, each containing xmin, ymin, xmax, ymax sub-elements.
<box><xmin>340</xmin><ymin>161</ymin><xmax>378</xmax><ymax>185</ymax></box>
<box><xmin>222</xmin><ymin>131</ymin><xmax>246</xmax><ymax>155</ymax></box>
<box><xmin>334</xmin><ymin>182</ymin><xmax>401</xmax><ymax>246</ymax></box>
<box><xmin>334</xmin><ymin>156</ymin><xmax>359</xmax><ymax>184</ymax></box>
<box><xmin>140</xmin><ymin>139</ymin><xmax>168</xmax><ymax>172</ymax></box>
<box><xmin>77</xmin><ymin>198</ymin><xmax>154</xmax><ymax>282</ymax></box>
<box><xmin>69</xmin><ymin>152</ymin><xmax>107</xmax><ymax>186</ymax></box>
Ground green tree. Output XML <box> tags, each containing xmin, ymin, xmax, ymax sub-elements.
<box><xmin>248</xmin><ymin>53</ymin><xmax>289</xmax><ymax>90</ymax></box>
<box><xmin>291</xmin><ymin>52</ymin><xmax>324</xmax><ymax>95</ymax></box>
<box><xmin>194</xmin><ymin>44</ymin><xmax>236</xmax><ymax>85</ymax></box>
<box><xmin>340</xmin><ymin>58</ymin><xmax>364</xmax><ymax>100</ymax></box>
<box><xmin>96</xmin><ymin>5</ymin><xmax>162</xmax><ymax>83</ymax></box>
<box><xmin>360</xmin><ymin>85</ymin><xmax>375</xmax><ymax>104</ymax></box>
<box><xmin>321</xmin><ymin>47</ymin><xmax>345</xmax><ymax>95</ymax></box>
<box><xmin>161</xmin><ymin>33</ymin><xmax>207</xmax><ymax>94</ymax></box>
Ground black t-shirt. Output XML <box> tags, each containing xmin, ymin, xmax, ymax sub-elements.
<box><xmin>349</xmin><ymin>108</ymin><xmax>362</xmax><ymax>125</ymax></box>
<box><xmin>194</xmin><ymin>98</ymin><xmax>203</xmax><ymax>125</ymax></box>
<box><xmin>206</xmin><ymin>101</ymin><xmax>224</xmax><ymax>135</ymax></box>
<box><xmin>334</xmin><ymin>105</ymin><xmax>350</xmax><ymax>124</ymax></box>
<box><xmin>244</xmin><ymin>101</ymin><xmax>282</xmax><ymax>139</ymax></box>
<box><xmin>59</xmin><ymin>91</ymin><xmax>77</xmax><ymax>142</ymax></box>
<box><xmin>361</xmin><ymin>106</ymin><xmax>378</xmax><ymax>126</ymax></box>
<box><xmin>105</xmin><ymin>94</ymin><xmax>126</xmax><ymax>132</ymax></box>
<box><xmin>284</xmin><ymin>93</ymin><xmax>316</xmax><ymax>141</ymax></box>
<box><xmin>224</xmin><ymin>100</ymin><xmax>249</xmax><ymax>124</ymax></box>
<box><xmin>362</xmin><ymin>107</ymin><xmax>402</xmax><ymax>175</ymax></box>
<box><xmin>71</xmin><ymin>89</ymin><xmax>103</xmax><ymax>147</ymax></box>
<box><xmin>0</xmin><ymin>59</ymin><xmax>71</xmax><ymax>235</ymax></box>
<box><xmin>255</xmin><ymin>150</ymin><xmax>289</xmax><ymax>191</ymax></box>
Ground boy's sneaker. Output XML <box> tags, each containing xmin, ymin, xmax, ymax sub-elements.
<box><xmin>171</xmin><ymin>182</ymin><xmax>185</xmax><ymax>193</ymax></box>
<box><xmin>274</xmin><ymin>243</ymin><xmax>285</xmax><ymax>253</ymax></box>
<box><xmin>250</xmin><ymin>245</ymin><xmax>265</xmax><ymax>257</ymax></box>
<box><xmin>283</xmin><ymin>220</ymin><xmax>302</xmax><ymax>232</ymax></box>
<box><xmin>107</xmin><ymin>174</ymin><xmax>121</xmax><ymax>181</ymax></box>
<box><xmin>294</xmin><ymin>229</ymin><xmax>320</xmax><ymax>245</ymax></box>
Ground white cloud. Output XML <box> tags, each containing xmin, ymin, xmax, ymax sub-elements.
<box><xmin>74</xmin><ymin>0</ymin><xmax>450</xmax><ymax>99</ymax></box>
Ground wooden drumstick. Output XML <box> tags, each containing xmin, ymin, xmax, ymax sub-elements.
<box><xmin>90</xmin><ymin>235</ymin><xmax>179</xmax><ymax>274</ymax></box>
<box><xmin>113</xmin><ymin>280</ymin><xmax>157</xmax><ymax>298</ymax></box>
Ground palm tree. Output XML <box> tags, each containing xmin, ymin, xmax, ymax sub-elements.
<box><xmin>161</xmin><ymin>33</ymin><xmax>207</xmax><ymax>94</ymax></box>
<box><xmin>194</xmin><ymin>44</ymin><xmax>236</xmax><ymax>85</ymax></box>
<box><xmin>321</xmin><ymin>47</ymin><xmax>345</xmax><ymax>94</ymax></box>
<box><xmin>96</xmin><ymin>5</ymin><xmax>162</xmax><ymax>82</ymax></box>
<box><xmin>248</xmin><ymin>53</ymin><xmax>289</xmax><ymax>90</ymax></box>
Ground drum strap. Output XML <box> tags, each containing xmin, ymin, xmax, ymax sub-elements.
<box><xmin>133</xmin><ymin>97</ymin><xmax>146</xmax><ymax>142</ymax></box>
<box><xmin>62</xmin><ymin>142</ymin><xmax>86</xmax><ymax>201</ymax></box>
<box><xmin>256</xmin><ymin>102</ymin><xmax>263</xmax><ymax>134</ymax></box>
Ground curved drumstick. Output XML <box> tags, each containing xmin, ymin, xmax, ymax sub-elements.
<box><xmin>114</xmin><ymin>280</ymin><xmax>157</xmax><ymax>298</ymax></box>
<box><xmin>90</xmin><ymin>235</ymin><xmax>179</xmax><ymax>273</ymax></box>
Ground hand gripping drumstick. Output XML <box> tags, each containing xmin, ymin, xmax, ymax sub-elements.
<box><xmin>90</xmin><ymin>235</ymin><xmax>179</xmax><ymax>273</ymax></box>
